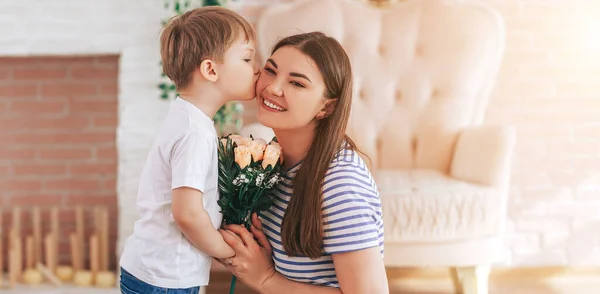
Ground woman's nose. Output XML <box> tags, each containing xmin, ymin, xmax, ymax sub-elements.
<box><xmin>266</xmin><ymin>81</ymin><xmax>283</xmax><ymax>97</ymax></box>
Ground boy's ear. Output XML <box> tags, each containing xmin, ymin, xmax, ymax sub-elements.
<box><xmin>316</xmin><ymin>98</ymin><xmax>337</xmax><ymax>120</ymax></box>
<box><xmin>199</xmin><ymin>59</ymin><xmax>219</xmax><ymax>82</ymax></box>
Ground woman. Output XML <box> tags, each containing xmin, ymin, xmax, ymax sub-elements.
<box><xmin>219</xmin><ymin>32</ymin><xmax>389</xmax><ymax>294</ymax></box>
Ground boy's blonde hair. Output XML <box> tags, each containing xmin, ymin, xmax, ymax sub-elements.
<box><xmin>160</xmin><ymin>6</ymin><xmax>256</xmax><ymax>90</ymax></box>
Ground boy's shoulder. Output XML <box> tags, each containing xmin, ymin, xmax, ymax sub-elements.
<box><xmin>162</xmin><ymin>98</ymin><xmax>216</xmax><ymax>134</ymax></box>
<box><xmin>153</xmin><ymin>100</ymin><xmax>217</xmax><ymax>156</ymax></box>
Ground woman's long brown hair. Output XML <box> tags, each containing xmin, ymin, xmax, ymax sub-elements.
<box><xmin>276</xmin><ymin>32</ymin><xmax>357</xmax><ymax>259</ymax></box>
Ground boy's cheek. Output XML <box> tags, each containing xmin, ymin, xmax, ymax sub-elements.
<box><xmin>253</xmin><ymin>72</ymin><xmax>260</xmax><ymax>84</ymax></box>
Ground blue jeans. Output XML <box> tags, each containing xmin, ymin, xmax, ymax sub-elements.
<box><xmin>120</xmin><ymin>267</ymin><xmax>201</xmax><ymax>294</ymax></box>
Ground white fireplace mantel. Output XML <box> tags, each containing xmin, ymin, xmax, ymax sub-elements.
<box><xmin>0</xmin><ymin>0</ymin><xmax>171</xmax><ymax>261</ymax></box>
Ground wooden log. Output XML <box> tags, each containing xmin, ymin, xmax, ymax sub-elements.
<box><xmin>26</xmin><ymin>235</ymin><xmax>34</xmax><ymax>269</ymax></box>
<box><xmin>75</xmin><ymin>205</ymin><xmax>85</xmax><ymax>267</ymax></box>
<box><xmin>90</xmin><ymin>234</ymin><xmax>99</xmax><ymax>283</ymax></box>
<box><xmin>37</xmin><ymin>262</ymin><xmax>62</xmax><ymax>286</ymax></box>
<box><xmin>45</xmin><ymin>233</ymin><xmax>56</xmax><ymax>272</ymax></box>
<box><xmin>33</xmin><ymin>206</ymin><xmax>42</xmax><ymax>264</ymax></box>
<box><xmin>100</xmin><ymin>207</ymin><xmax>109</xmax><ymax>271</ymax></box>
<box><xmin>70</xmin><ymin>233</ymin><xmax>81</xmax><ymax>271</ymax></box>
<box><xmin>51</xmin><ymin>206</ymin><xmax>60</xmax><ymax>267</ymax></box>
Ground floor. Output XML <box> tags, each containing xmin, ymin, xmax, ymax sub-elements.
<box><xmin>1</xmin><ymin>276</ymin><xmax>600</xmax><ymax>294</ymax></box>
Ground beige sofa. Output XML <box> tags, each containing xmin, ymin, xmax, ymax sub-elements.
<box><xmin>242</xmin><ymin>0</ymin><xmax>516</xmax><ymax>293</ymax></box>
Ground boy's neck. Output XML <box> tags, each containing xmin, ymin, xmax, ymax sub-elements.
<box><xmin>178</xmin><ymin>83</ymin><xmax>228</xmax><ymax>119</ymax></box>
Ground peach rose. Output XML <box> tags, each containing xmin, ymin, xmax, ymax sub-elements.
<box><xmin>269</xmin><ymin>141</ymin><xmax>284</xmax><ymax>163</ymax></box>
<box><xmin>248</xmin><ymin>139</ymin><xmax>267</xmax><ymax>162</ymax></box>
<box><xmin>262</xmin><ymin>145</ymin><xmax>282</xmax><ymax>169</ymax></box>
<box><xmin>229</xmin><ymin>135</ymin><xmax>251</xmax><ymax>146</ymax></box>
<box><xmin>234</xmin><ymin>145</ymin><xmax>252</xmax><ymax>169</ymax></box>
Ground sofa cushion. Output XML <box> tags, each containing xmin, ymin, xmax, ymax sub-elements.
<box><xmin>375</xmin><ymin>169</ymin><xmax>504</xmax><ymax>243</ymax></box>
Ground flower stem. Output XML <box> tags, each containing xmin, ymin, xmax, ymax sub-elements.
<box><xmin>229</xmin><ymin>275</ymin><xmax>237</xmax><ymax>294</ymax></box>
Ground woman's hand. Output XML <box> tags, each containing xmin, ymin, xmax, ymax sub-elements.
<box><xmin>218</xmin><ymin>213</ymin><xmax>276</xmax><ymax>291</ymax></box>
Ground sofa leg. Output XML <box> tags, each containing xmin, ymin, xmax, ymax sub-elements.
<box><xmin>450</xmin><ymin>267</ymin><xmax>463</xmax><ymax>294</ymax></box>
<box><xmin>456</xmin><ymin>265</ymin><xmax>490</xmax><ymax>294</ymax></box>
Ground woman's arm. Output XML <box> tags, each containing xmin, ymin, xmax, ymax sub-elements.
<box><xmin>261</xmin><ymin>247</ymin><xmax>388</xmax><ymax>294</ymax></box>
<box><xmin>260</xmin><ymin>272</ymin><xmax>342</xmax><ymax>294</ymax></box>
<box><xmin>332</xmin><ymin>248</ymin><xmax>389</xmax><ymax>294</ymax></box>
<box><xmin>220</xmin><ymin>215</ymin><xmax>387</xmax><ymax>294</ymax></box>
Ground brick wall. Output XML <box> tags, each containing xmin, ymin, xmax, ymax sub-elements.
<box><xmin>0</xmin><ymin>56</ymin><xmax>119</xmax><ymax>268</ymax></box>
<box><xmin>232</xmin><ymin>0</ymin><xmax>600</xmax><ymax>266</ymax></box>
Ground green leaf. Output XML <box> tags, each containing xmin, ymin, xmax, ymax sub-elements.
<box><xmin>161</xmin><ymin>92</ymin><xmax>169</xmax><ymax>100</ymax></box>
<box><xmin>203</xmin><ymin>0</ymin><xmax>222</xmax><ymax>7</ymax></box>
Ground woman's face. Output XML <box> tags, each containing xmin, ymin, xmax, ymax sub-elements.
<box><xmin>255</xmin><ymin>46</ymin><xmax>328</xmax><ymax>131</ymax></box>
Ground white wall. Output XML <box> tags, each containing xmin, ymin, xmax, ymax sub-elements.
<box><xmin>0</xmin><ymin>0</ymin><xmax>168</xmax><ymax>257</ymax></box>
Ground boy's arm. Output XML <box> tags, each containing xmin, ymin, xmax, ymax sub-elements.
<box><xmin>170</xmin><ymin>130</ymin><xmax>234</xmax><ymax>259</ymax></box>
<box><xmin>172</xmin><ymin>187</ymin><xmax>234</xmax><ymax>258</ymax></box>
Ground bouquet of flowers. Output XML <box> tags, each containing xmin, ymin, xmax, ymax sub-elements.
<box><xmin>217</xmin><ymin>134</ymin><xmax>284</xmax><ymax>293</ymax></box>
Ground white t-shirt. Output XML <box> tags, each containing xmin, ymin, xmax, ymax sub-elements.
<box><xmin>119</xmin><ymin>97</ymin><xmax>221</xmax><ymax>288</ymax></box>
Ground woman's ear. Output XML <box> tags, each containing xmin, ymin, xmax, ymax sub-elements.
<box><xmin>198</xmin><ymin>59</ymin><xmax>219</xmax><ymax>82</ymax></box>
<box><xmin>316</xmin><ymin>99</ymin><xmax>338</xmax><ymax>120</ymax></box>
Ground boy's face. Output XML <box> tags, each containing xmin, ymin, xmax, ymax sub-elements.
<box><xmin>216</xmin><ymin>36</ymin><xmax>258</xmax><ymax>101</ymax></box>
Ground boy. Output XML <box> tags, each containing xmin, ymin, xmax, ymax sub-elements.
<box><xmin>119</xmin><ymin>6</ymin><xmax>258</xmax><ymax>293</ymax></box>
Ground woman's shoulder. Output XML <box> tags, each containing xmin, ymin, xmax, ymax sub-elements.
<box><xmin>322</xmin><ymin>148</ymin><xmax>379</xmax><ymax>202</ymax></box>
<box><xmin>327</xmin><ymin>148</ymin><xmax>371</xmax><ymax>178</ymax></box>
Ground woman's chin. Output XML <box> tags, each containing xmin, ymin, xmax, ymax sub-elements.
<box><xmin>258</xmin><ymin>111</ymin><xmax>288</xmax><ymax>129</ymax></box>
<box><xmin>257</xmin><ymin>111</ymin><xmax>275</xmax><ymax>128</ymax></box>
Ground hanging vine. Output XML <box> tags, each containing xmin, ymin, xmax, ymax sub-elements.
<box><xmin>159</xmin><ymin>0</ymin><xmax>244</xmax><ymax>135</ymax></box>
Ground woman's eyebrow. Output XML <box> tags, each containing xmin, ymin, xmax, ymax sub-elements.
<box><xmin>267</xmin><ymin>58</ymin><xmax>312</xmax><ymax>83</ymax></box>
<box><xmin>290</xmin><ymin>72</ymin><xmax>312</xmax><ymax>83</ymax></box>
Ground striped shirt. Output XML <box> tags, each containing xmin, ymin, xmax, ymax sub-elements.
<box><xmin>260</xmin><ymin>148</ymin><xmax>384</xmax><ymax>288</ymax></box>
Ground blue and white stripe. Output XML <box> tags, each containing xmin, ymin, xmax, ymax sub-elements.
<box><xmin>260</xmin><ymin>148</ymin><xmax>384</xmax><ymax>288</ymax></box>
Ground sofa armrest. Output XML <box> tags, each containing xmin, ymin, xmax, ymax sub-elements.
<box><xmin>450</xmin><ymin>125</ymin><xmax>516</xmax><ymax>187</ymax></box>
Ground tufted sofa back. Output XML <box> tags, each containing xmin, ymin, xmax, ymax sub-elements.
<box><xmin>257</xmin><ymin>0</ymin><xmax>505</xmax><ymax>171</ymax></box>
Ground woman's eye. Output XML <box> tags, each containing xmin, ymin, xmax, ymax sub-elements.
<box><xmin>264</xmin><ymin>67</ymin><xmax>275</xmax><ymax>74</ymax></box>
<box><xmin>244</xmin><ymin>59</ymin><xmax>252</xmax><ymax>63</ymax></box>
<box><xmin>291</xmin><ymin>81</ymin><xmax>305</xmax><ymax>88</ymax></box>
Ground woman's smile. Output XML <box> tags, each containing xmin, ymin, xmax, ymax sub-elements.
<box><xmin>259</xmin><ymin>96</ymin><xmax>287</xmax><ymax>112</ymax></box>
